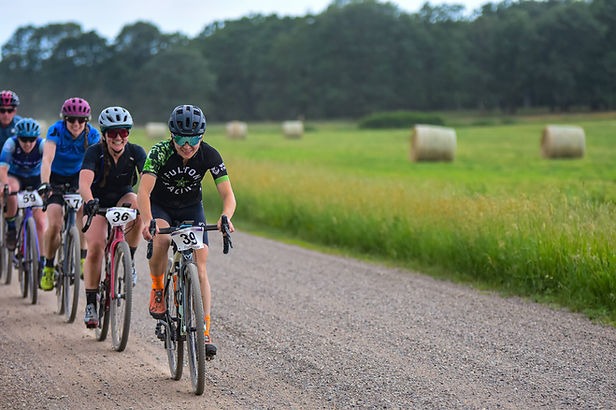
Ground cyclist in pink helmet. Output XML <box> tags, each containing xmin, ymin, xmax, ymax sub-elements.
<box><xmin>0</xmin><ymin>90</ymin><xmax>23</xmax><ymax>151</ymax></box>
<box><xmin>39</xmin><ymin>97</ymin><xmax>101</xmax><ymax>291</ymax></box>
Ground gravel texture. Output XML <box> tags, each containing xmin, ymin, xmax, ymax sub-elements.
<box><xmin>1</xmin><ymin>231</ymin><xmax>615</xmax><ymax>409</ymax></box>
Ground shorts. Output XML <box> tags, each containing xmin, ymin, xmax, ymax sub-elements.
<box><xmin>97</xmin><ymin>188</ymin><xmax>134</xmax><ymax>208</ymax></box>
<box><xmin>47</xmin><ymin>172</ymin><xmax>79</xmax><ymax>206</ymax></box>
<box><xmin>151</xmin><ymin>201</ymin><xmax>209</xmax><ymax>246</ymax></box>
<box><xmin>8</xmin><ymin>174</ymin><xmax>41</xmax><ymax>191</ymax></box>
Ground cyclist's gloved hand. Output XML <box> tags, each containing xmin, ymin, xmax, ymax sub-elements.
<box><xmin>37</xmin><ymin>182</ymin><xmax>51</xmax><ymax>195</ymax></box>
<box><xmin>84</xmin><ymin>199</ymin><xmax>98</xmax><ymax>216</ymax></box>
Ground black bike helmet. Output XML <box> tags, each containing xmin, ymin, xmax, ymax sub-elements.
<box><xmin>168</xmin><ymin>105</ymin><xmax>206</xmax><ymax>136</ymax></box>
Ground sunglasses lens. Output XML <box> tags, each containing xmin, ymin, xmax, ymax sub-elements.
<box><xmin>18</xmin><ymin>137</ymin><xmax>36</xmax><ymax>143</ymax></box>
<box><xmin>66</xmin><ymin>117</ymin><xmax>86</xmax><ymax>124</ymax></box>
<box><xmin>173</xmin><ymin>135</ymin><xmax>201</xmax><ymax>146</ymax></box>
<box><xmin>0</xmin><ymin>108</ymin><xmax>15</xmax><ymax>114</ymax></box>
<box><xmin>107</xmin><ymin>128</ymin><xmax>129</xmax><ymax>139</ymax></box>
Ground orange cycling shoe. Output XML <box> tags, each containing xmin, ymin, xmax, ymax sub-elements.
<box><xmin>149</xmin><ymin>289</ymin><xmax>166</xmax><ymax>319</ymax></box>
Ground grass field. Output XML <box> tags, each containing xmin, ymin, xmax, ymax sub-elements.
<box><xmin>133</xmin><ymin>112</ymin><xmax>616</xmax><ymax>324</ymax></box>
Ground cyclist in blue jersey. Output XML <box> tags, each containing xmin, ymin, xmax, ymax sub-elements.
<box><xmin>0</xmin><ymin>118</ymin><xmax>45</xmax><ymax>251</ymax></box>
<box><xmin>138</xmin><ymin>104</ymin><xmax>236</xmax><ymax>359</ymax></box>
<box><xmin>79</xmin><ymin>106</ymin><xmax>146</xmax><ymax>327</ymax></box>
<box><xmin>39</xmin><ymin>97</ymin><xmax>101</xmax><ymax>291</ymax></box>
<box><xmin>0</xmin><ymin>90</ymin><xmax>22</xmax><ymax>151</ymax></box>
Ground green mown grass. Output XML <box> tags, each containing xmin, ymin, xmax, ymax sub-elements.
<box><xmin>132</xmin><ymin>114</ymin><xmax>616</xmax><ymax>324</ymax></box>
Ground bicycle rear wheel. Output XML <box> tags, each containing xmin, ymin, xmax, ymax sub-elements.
<box><xmin>96</xmin><ymin>275</ymin><xmax>110</xmax><ymax>341</ymax></box>
<box><xmin>26</xmin><ymin>218</ymin><xmax>39</xmax><ymax>305</ymax></box>
<box><xmin>185</xmin><ymin>264</ymin><xmax>205</xmax><ymax>395</ymax></box>
<box><xmin>1</xmin><ymin>218</ymin><xmax>12</xmax><ymax>285</ymax></box>
<box><xmin>111</xmin><ymin>241</ymin><xmax>132</xmax><ymax>352</ymax></box>
<box><xmin>62</xmin><ymin>226</ymin><xmax>81</xmax><ymax>323</ymax></box>
<box><xmin>165</xmin><ymin>263</ymin><xmax>183</xmax><ymax>380</ymax></box>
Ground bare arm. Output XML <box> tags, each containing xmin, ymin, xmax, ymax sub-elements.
<box><xmin>78</xmin><ymin>169</ymin><xmax>95</xmax><ymax>203</ymax></box>
<box><xmin>41</xmin><ymin>140</ymin><xmax>56</xmax><ymax>184</ymax></box>
<box><xmin>137</xmin><ymin>173</ymin><xmax>157</xmax><ymax>240</ymax></box>
<box><xmin>216</xmin><ymin>179</ymin><xmax>236</xmax><ymax>232</ymax></box>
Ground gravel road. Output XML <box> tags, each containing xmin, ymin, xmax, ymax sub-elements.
<box><xmin>1</xmin><ymin>231</ymin><xmax>615</xmax><ymax>409</ymax></box>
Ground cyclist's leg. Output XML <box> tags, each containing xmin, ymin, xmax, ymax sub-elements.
<box><xmin>5</xmin><ymin>176</ymin><xmax>20</xmax><ymax>250</ymax></box>
<box><xmin>32</xmin><ymin>208</ymin><xmax>46</xmax><ymax>251</ymax></box>
<box><xmin>83</xmin><ymin>215</ymin><xmax>107</xmax><ymax>327</ymax></box>
<box><xmin>148</xmin><ymin>203</ymin><xmax>172</xmax><ymax>318</ymax></box>
<box><xmin>41</xmin><ymin>202</ymin><xmax>62</xmax><ymax>290</ymax></box>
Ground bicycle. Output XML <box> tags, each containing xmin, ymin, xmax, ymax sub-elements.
<box><xmin>147</xmin><ymin>216</ymin><xmax>232</xmax><ymax>395</ymax></box>
<box><xmin>41</xmin><ymin>183</ymin><xmax>83</xmax><ymax>323</ymax></box>
<box><xmin>11</xmin><ymin>186</ymin><xmax>44</xmax><ymax>304</ymax></box>
<box><xmin>82</xmin><ymin>200</ymin><xmax>136</xmax><ymax>352</ymax></box>
<box><xmin>0</xmin><ymin>185</ymin><xmax>11</xmax><ymax>285</ymax></box>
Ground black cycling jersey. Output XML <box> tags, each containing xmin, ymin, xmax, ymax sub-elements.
<box><xmin>81</xmin><ymin>141</ymin><xmax>146</xmax><ymax>205</ymax></box>
<box><xmin>142</xmin><ymin>139</ymin><xmax>229</xmax><ymax>209</ymax></box>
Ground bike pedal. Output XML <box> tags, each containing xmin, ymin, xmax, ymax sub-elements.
<box><xmin>155</xmin><ymin>322</ymin><xmax>166</xmax><ymax>341</ymax></box>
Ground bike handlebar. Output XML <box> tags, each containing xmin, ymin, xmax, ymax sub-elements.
<box><xmin>146</xmin><ymin>216</ymin><xmax>232</xmax><ymax>259</ymax></box>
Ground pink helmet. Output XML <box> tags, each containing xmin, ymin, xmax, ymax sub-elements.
<box><xmin>0</xmin><ymin>90</ymin><xmax>20</xmax><ymax>106</ymax></box>
<box><xmin>61</xmin><ymin>97</ymin><xmax>91</xmax><ymax>118</ymax></box>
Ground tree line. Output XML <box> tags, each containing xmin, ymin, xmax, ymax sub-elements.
<box><xmin>1</xmin><ymin>0</ymin><xmax>614</xmax><ymax>124</ymax></box>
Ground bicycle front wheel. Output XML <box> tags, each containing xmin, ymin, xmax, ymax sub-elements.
<box><xmin>110</xmin><ymin>241</ymin><xmax>132</xmax><ymax>352</ymax></box>
<box><xmin>62</xmin><ymin>226</ymin><xmax>81</xmax><ymax>323</ymax></box>
<box><xmin>18</xmin><ymin>224</ymin><xmax>27</xmax><ymax>298</ymax></box>
<box><xmin>26</xmin><ymin>218</ymin><xmax>39</xmax><ymax>305</ymax></box>
<box><xmin>185</xmin><ymin>263</ymin><xmax>205</xmax><ymax>395</ymax></box>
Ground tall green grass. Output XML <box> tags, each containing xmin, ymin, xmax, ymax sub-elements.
<box><xmin>134</xmin><ymin>116</ymin><xmax>616</xmax><ymax>323</ymax></box>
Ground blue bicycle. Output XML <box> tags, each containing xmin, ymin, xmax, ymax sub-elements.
<box><xmin>11</xmin><ymin>186</ymin><xmax>44</xmax><ymax>304</ymax></box>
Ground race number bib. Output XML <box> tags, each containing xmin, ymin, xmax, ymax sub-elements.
<box><xmin>170</xmin><ymin>226</ymin><xmax>204</xmax><ymax>251</ymax></box>
<box><xmin>17</xmin><ymin>190</ymin><xmax>44</xmax><ymax>208</ymax></box>
<box><xmin>105</xmin><ymin>207</ymin><xmax>137</xmax><ymax>227</ymax></box>
<box><xmin>63</xmin><ymin>193</ymin><xmax>83</xmax><ymax>210</ymax></box>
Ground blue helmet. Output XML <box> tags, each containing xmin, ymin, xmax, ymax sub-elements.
<box><xmin>15</xmin><ymin>118</ymin><xmax>41</xmax><ymax>137</ymax></box>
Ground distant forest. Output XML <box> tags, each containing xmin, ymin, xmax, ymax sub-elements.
<box><xmin>1</xmin><ymin>0</ymin><xmax>615</xmax><ymax>124</ymax></box>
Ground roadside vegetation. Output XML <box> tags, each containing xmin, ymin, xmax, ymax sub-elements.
<box><xmin>132</xmin><ymin>111</ymin><xmax>616</xmax><ymax>325</ymax></box>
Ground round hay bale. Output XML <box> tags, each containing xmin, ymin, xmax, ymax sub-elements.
<box><xmin>282</xmin><ymin>121</ymin><xmax>304</xmax><ymax>139</ymax></box>
<box><xmin>36</xmin><ymin>119</ymin><xmax>49</xmax><ymax>136</ymax></box>
<box><xmin>541</xmin><ymin>125</ymin><xmax>585</xmax><ymax>159</ymax></box>
<box><xmin>411</xmin><ymin>124</ymin><xmax>456</xmax><ymax>162</ymax></box>
<box><xmin>145</xmin><ymin>122</ymin><xmax>168</xmax><ymax>140</ymax></box>
<box><xmin>226</xmin><ymin>121</ymin><xmax>247</xmax><ymax>139</ymax></box>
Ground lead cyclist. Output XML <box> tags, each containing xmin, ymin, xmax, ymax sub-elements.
<box><xmin>137</xmin><ymin>104</ymin><xmax>236</xmax><ymax>359</ymax></box>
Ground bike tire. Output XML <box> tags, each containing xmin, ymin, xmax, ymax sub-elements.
<box><xmin>26</xmin><ymin>218</ymin><xmax>39</xmax><ymax>305</ymax></box>
<box><xmin>1</xmin><ymin>218</ymin><xmax>12</xmax><ymax>285</ymax></box>
<box><xmin>55</xmin><ymin>241</ymin><xmax>65</xmax><ymax>315</ymax></box>
<box><xmin>17</xmin><ymin>223</ymin><xmax>27</xmax><ymax>298</ymax></box>
<box><xmin>165</xmin><ymin>260</ymin><xmax>183</xmax><ymax>380</ymax></box>
<box><xmin>96</xmin><ymin>275</ymin><xmax>110</xmax><ymax>342</ymax></box>
<box><xmin>63</xmin><ymin>226</ymin><xmax>81</xmax><ymax>323</ymax></box>
<box><xmin>111</xmin><ymin>241</ymin><xmax>132</xmax><ymax>352</ymax></box>
<box><xmin>185</xmin><ymin>264</ymin><xmax>206</xmax><ymax>395</ymax></box>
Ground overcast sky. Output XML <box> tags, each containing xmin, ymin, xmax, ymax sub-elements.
<box><xmin>1</xmin><ymin>0</ymin><xmax>488</xmax><ymax>46</ymax></box>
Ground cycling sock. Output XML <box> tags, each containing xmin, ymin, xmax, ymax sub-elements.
<box><xmin>130</xmin><ymin>247</ymin><xmax>137</xmax><ymax>258</ymax></box>
<box><xmin>81</xmin><ymin>249</ymin><xmax>87</xmax><ymax>259</ymax></box>
<box><xmin>7</xmin><ymin>217</ymin><xmax>15</xmax><ymax>229</ymax></box>
<box><xmin>86</xmin><ymin>289</ymin><xmax>97</xmax><ymax>305</ymax></box>
<box><xmin>45</xmin><ymin>257</ymin><xmax>55</xmax><ymax>268</ymax></box>
<box><xmin>204</xmin><ymin>315</ymin><xmax>211</xmax><ymax>336</ymax></box>
<box><xmin>151</xmin><ymin>273</ymin><xmax>164</xmax><ymax>289</ymax></box>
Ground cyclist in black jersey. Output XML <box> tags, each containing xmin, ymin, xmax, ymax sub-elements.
<box><xmin>79</xmin><ymin>106</ymin><xmax>146</xmax><ymax>328</ymax></box>
<box><xmin>138</xmin><ymin>104</ymin><xmax>236</xmax><ymax>358</ymax></box>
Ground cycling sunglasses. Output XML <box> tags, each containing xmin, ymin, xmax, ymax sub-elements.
<box><xmin>65</xmin><ymin>116</ymin><xmax>88</xmax><ymax>124</ymax></box>
<box><xmin>18</xmin><ymin>137</ymin><xmax>37</xmax><ymax>143</ymax></box>
<box><xmin>106</xmin><ymin>128</ymin><xmax>130</xmax><ymax>139</ymax></box>
<box><xmin>172</xmin><ymin>134</ymin><xmax>202</xmax><ymax>146</ymax></box>
<box><xmin>0</xmin><ymin>107</ymin><xmax>15</xmax><ymax>114</ymax></box>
